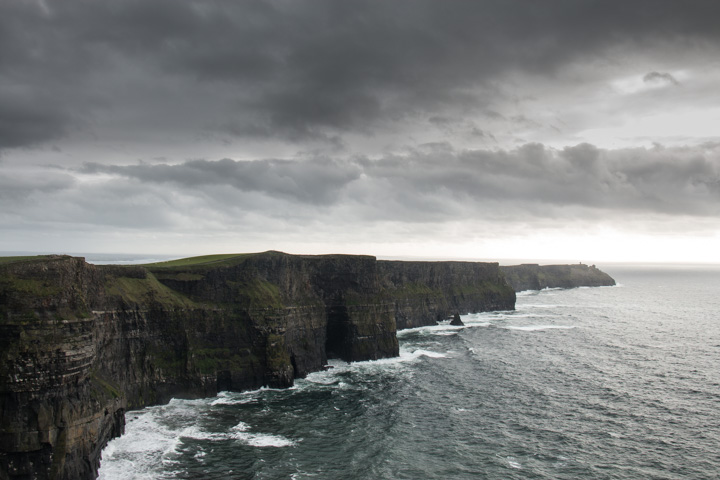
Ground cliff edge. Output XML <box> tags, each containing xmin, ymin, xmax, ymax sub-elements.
<box><xmin>0</xmin><ymin>252</ymin><xmax>514</xmax><ymax>480</ymax></box>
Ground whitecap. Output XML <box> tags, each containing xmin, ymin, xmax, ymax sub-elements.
<box><xmin>309</xmin><ymin>347</ymin><xmax>448</xmax><ymax>380</ymax></box>
<box><xmin>210</xmin><ymin>391</ymin><xmax>248</xmax><ymax>406</ymax></box>
<box><xmin>504</xmin><ymin>325</ymin><xmax>576</xmax><ymax>331</ymax></box>
<box><xmin>396</xmin><ymin>323</ymin><xmax>465</xmax><ymax>337</ymax></box>
<box><xmin>194</xmin><ymin>447</ymin><xmax>206</xmax><ymax>460</ymax></box>
<box><xmin>516</xmin><ymin>287</ymin><xmax>562</xmax><ymax>296</ymax></box>
<box><xmin>408</xmin><ymin>349</ymin><xmax>447</xmax><ymax>359</ymax></box>
<box><xmin>210</xmin><ymin>386</ymin><xmax>291</xmax><ymax>405</ymax></box>
<box><xmin>507</xmin><ymin>457</ymin><xmax>522</xmax><ymax>469</ymax></box>
<box><xmin>230</xmin><ymin>422</ymin><xmax>297</xmax><ymax>447</ymax></box>
<box><xmin>177</xmin><ymin>425</ymin><xmax>226</xmax><ymax>442</ymax></box>
<box><xmin>461</xmin><ymin>321</ymin><xmax>492</xmax><ymax>327</ymax></box>
<box><xmin>518</xmin><ymin>304</ymin><xmax>563</xmax><ymax>309</ymax></box>
<box><xmin>516</xmin><ymin>290</ymin><xmax>538</xmax><ymax>296</ymax></box>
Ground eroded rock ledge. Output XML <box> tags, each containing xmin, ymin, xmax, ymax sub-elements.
<box><xmin>0</xmin><ymin>251</ymin><xmax>518</xmax><ymax>480</ymax></box>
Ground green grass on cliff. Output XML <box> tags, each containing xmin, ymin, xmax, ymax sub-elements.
<box><xmin>143</xmin><ymin>253</ymin><xmax>251</xmax><ymax>268</ymax></box>
<box><xmin>104</xmin><ymin>272</ymin><xmax>198</xmax><ymax>307</ymax></box>
<box><xmin>0</xmin><ymin>255</ymin><xmax>53</xmax><ymax>265</ymax></box>
<box><xmin>230</xmin><ymin>278</ymin><xmax>284</xmax><ymax>309</ymax></box>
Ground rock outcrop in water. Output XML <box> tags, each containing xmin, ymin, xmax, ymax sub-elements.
<box><xmin>500</xmin><ymin>263</ymin><xmax>616</xmax><ymax>292</ymax></box>
<box><xmin>0</xmin><ymin>252</ymin><xmax>515</xmax><ymax>480</ymax></box>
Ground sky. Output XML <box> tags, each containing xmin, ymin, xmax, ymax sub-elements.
<box><xmin>2</xmin><ymin>0</ymin><xmax>720</xmax><ymax>263</ymax></box>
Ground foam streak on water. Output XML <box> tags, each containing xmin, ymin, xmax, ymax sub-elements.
<box><xmin>100</xmin><ymin>264</ymin><xmax>720</xmax><ymax>479</ymax></box>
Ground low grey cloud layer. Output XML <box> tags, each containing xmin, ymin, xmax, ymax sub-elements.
<box><xmin>72</xmin><ymin>144</ymin><xmax>720</xmax><ymax>220</ymax></box>
<box><xmin>2</xmin><ymin>1</ymin><xmax>720</xmax><ymax>259</ymax></box>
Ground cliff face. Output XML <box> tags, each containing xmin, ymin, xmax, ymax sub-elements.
<box><xmin>0</xmin><ymin>252</ymin><xmax>514</xmax><ymax>480</ymax></box>
<box><xmin>0</xmin><ymin>257</ymin><xmax>124</xmax><ymax>480</ymax></box>
<box><xmin>500</xmin><ymin>263</ymin><xmax>616</xmax><ymax>292</ymax></box>
<box><xmin>378</xmin><ymin>261</ymin><xmax>515</xmax><ymax>329</ymax></box>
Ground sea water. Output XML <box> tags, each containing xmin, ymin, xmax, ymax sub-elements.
<box><xmin>98</xmin><ymin>264</ymin><xmax>720</xmax><ymax>479</ymax></box>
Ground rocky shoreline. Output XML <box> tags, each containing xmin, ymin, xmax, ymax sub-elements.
<box><xmin>0</xmin><ymin>252</ymin><xmax>614</xmax><ymax>479</ymax></box>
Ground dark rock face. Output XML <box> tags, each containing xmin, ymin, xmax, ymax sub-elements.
<box><xmin>378</xmin><ymin>260</ymin><xmax>515</xmax><ymax>329</ymax></box>
<box><xmin>0</xmin><ymin>257</ymin><xmax>125</xmax><ymax>480</ymax></box>
<box><xmin>0</xmin><ymin>252</ymin><xmax>514</xmax><ymax>480</ymax></box>
<box><xmin>450</xmin><ymin>313</ymin><xmax>464</xmax><ymax>326</ymax></box>
<box><xmin>500</xmin><ymin>263</ymin><xmax>616</xmax><ymax>292</ymax></box>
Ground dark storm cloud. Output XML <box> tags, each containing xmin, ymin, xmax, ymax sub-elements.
<box><xmin>643</xmin><ymin>72</ymin><xmax>680</xmax><ymax>86</ymax></box>
<box><xmin>2</xmin><ymin>0</ymin><xmax>720</xmax><ymax>149</ymax></box>
<box><xmin>79</xmin><ymin>143</ymin><xmax>720</xmax><ymax>220</ymax></box>
<box><xmin>0</xmin><ymin>93</ymin><xmax>72</xmax><ymax>149</ymax></box>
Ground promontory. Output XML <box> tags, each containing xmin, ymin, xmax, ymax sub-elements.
<box><xmin>0</xmin><ymin>251</ymin><xmax>614</xmax><ymax>479</ymax></box>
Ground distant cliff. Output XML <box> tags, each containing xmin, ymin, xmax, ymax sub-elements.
<box><xmin>0</xmin><ymin>252</ymin><xmax>514</xmax><ymax>480</ymax></box>
<box><xmin>378</xmin><ymin>260</ymin><xmax>513</xmax><ymax>329</ymax></box>
<box><xmin>500</xmin><ymin>263</ymin><xmax>616</xmax><ymax>292</ymax></box>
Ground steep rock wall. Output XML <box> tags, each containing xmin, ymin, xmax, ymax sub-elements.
<box><xmin>1</xmin><ymin>252</ymin><xmax>515</xmax><ymax>480</ymax></box>
<box><xmin>500</xmin><ymin>263</ymin><xmax>616</xmax><ymax>292</ymax></box>
<box><xmin>378</xmin><ymin>260</ymin><xmax>516</xmax><ymax>329</ymax></box>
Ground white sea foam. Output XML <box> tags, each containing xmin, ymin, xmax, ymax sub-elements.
<box><xmin>302</xmin><ymin>375</ymin><xmax>341</xmax><ymax>386</ymax></box>
<box><xmin>210</xmin><ymin>391</ymin><xmax>245</xmax><ymax>406</ymax></box>
<box><xmin>461</xmin><ymin>321</ymin><xmax>492</xmax><ymax>327</ymax></box>
<box><xmin>504</xmin><ymin>325</ymin><xmax>576</xmax><ymax>331</ymax></box>
<box><xmin>210</xmin><ymin>385</ymin><xmax>294</xmax><ymax>405</ymax></box>
<box><xmin>99</xmin><ymin>408</ymin><xmax>184</xmax><ymax>480</ymax></box>
<box><xmin>193</xmin><ymin>447</ymin><xmax>206</xmax><ymax>461</ymax></box>
<box><xmin>230</xmin><ymin>422</ymin><xmax>297</xmax><ymax>447</ymax></box>
<box><xmin>518</xmin><ymin>304</ymin><xmax>563</xmax><ymax>309</ymax></box>
<box><xmin>298</xmin><ymin>346</ymin><xmax>448</xmax><ymax>390</ymax></box>
<box><xmin>495</xmin><ymin>313</ymin><xmax>550</xmax><ymax>319</ymax></box>
<box><xmin>407</xmin><ymin>348</ymin><xmax>447</xmax><ymax>358</ymax></box>
<box><xmin>396</xmin><ymin>323</ymin><xmax>465</xmax><ymax>337</ymax></box>
<box><xmin>507</xmin><ymin>459</ymin><xmax>522</xmax><ymax>469</ymax></box>
<box><xmin>516</xmin><ymin>287</ymin><xmax>562</xmax><ymax>296</ymax></box>
<box><xmin>99</xmin><ymin>395</ymin><xmax>298</xmax><ymax>478</ymax></box>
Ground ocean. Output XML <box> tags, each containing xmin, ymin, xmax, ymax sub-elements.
<box><xmin>98</xmin><ymin>264</ymin><xmax>720</xmax><ymax>479</ymax></box>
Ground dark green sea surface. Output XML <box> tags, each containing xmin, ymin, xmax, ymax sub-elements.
<box><xmin>99</xmin><ymin>265</ymin><xmax>720</xmax><ymax>479</ymax></box>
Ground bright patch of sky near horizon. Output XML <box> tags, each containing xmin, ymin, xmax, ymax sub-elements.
<box><xmin>2</xmin><ymin>1</ymin><xmax>720</xmax><ymax>263</ymax></box>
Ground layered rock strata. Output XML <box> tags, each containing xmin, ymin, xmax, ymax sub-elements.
<box><xmin>0</xmin><ymin>252</ymin><xmax>515</xmax><ymax>480</ymax></box>
<box><xmin>378</xmin><ymin>260</ymin><xmax>513</xmax><ymax>329</ymax></box>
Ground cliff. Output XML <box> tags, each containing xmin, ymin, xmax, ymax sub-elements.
<box><xmin>378</xmin><ymin>261</ymin><xmax>514</xmax><ymax>329</ymax></box>
<box><xmin>0</xmin><ymin>252</ymin><xmax>514</xmax><ymax>480</ymax></box>
<box><xmin>500</xmin><ymin>263</ymin><xmax>616</xmax><ymax>292</ymax></box>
